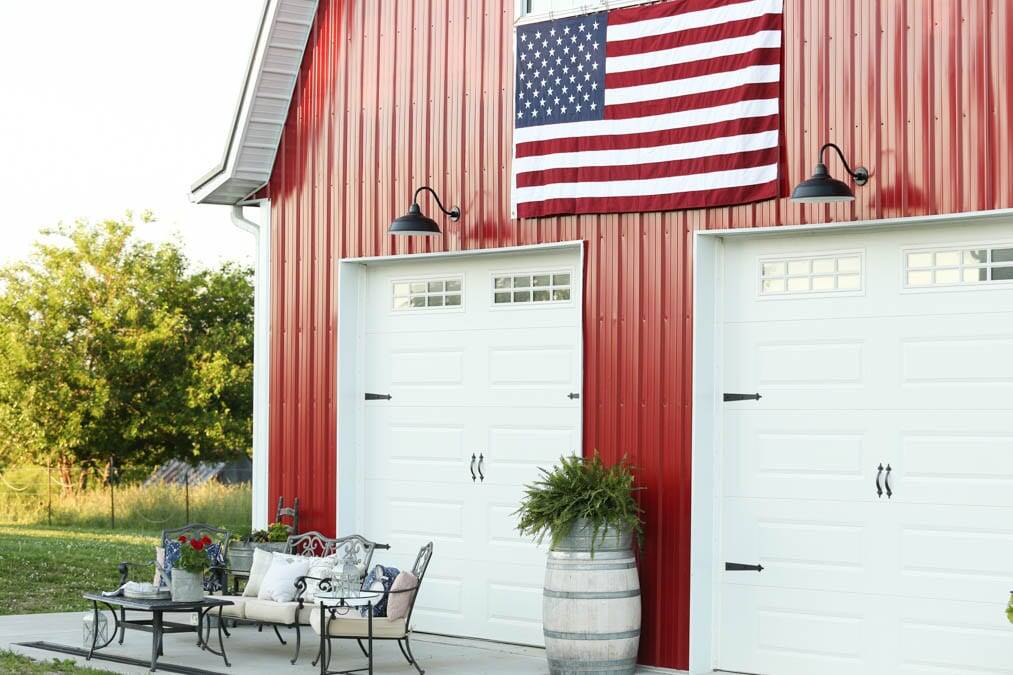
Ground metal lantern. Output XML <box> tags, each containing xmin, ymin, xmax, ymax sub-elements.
<box><xmin>82</xmin><ymin>611</ymin><xmax>109</xmax><ymax>649</ymax></box>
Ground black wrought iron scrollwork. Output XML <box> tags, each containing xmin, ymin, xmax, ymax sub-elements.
<box><xmin>875</xmin><ymin>463</ymin><xmax>884</xmax><ymax>498</ymax></box>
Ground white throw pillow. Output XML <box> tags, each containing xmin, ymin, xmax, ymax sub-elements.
<box><xmin>243</xmin><ymin>547</ymin><xmax>276</xmax><ymax>598</ymax></box>
<box><xmin>257</xmin><ymin>553</ymin><xmax>312</xmax><ymax>603</ymax></box>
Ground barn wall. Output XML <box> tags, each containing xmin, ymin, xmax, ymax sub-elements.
<box><xmin>265</xmin><ymin>0</ymin><xmax>1013</xmax><ymax>668</ymax></box>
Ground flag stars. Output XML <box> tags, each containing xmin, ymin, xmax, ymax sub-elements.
<box><xmin>590</xmin><ymin>102</ymin><xmax>597</xmax><ymax>110</ymax></box>
<box><xmin>534</xmin><ymin>30</ymin><xmax>541</xmax><ymax>39</ymax></box>
<box><xmin>592</xmin><ymin>20</ymin><xmax>599</xmax><ymax>29</ymax></box>
<box><xmin>549</xmin><ymin>27</ymin><xmax>556</xmax><ymax>36</ymax></box>
<box><xmin>592</xmin><ymin>41</ymin><xmax>599</xmax><ymax>50</ymax></box>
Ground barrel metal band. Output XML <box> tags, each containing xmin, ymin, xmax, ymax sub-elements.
<box><xmin>544</xmin><ymin>589</ymin><xmax>641</xmax><ymax>600</ymax></box>
<box><xmin>549</xmin><ymin>550</ymin><xmax>631</xmax><ymax>561</ymax></box>
<box><xmin>543</xmin><ymin>628</ymin><xmax>641</xmax><ymax>640</ymax></box>
<box><xmin>546</xmin><ymin>657</ymin><xmax>639</xmax><ymax>672</ymax></box>
<box><xmin>546</xmin><ymin>561</ymin><xmax>637</xmax><ymax>571</ymax></box>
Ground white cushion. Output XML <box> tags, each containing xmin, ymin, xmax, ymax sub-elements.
<box><xmin>244</xmin><ymin>598</ymin><xmax>299</xmax><ymax>624</ymax></box>
<box><xmin>309</xmin><ymin>609</ymin><xmax>407</xmax><ymax>638</ymax></box>
<box><xmin>216</xmin><ymin>595</ymin><xmax>247</xmax><ymax>620</ymax></box>
<box><xmin>257</xmin><ymin>553</ymin><xmax>312</xmax><ymax>603</ymax></box>
<box><xmin>242</xmin><ymin>548</ymin><xmax>275</xmax><ymax>598</ymax></box>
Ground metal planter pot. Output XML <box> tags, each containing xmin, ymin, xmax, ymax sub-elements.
<box><xmin>227</xmin><ymin>542</ymin><xmax>287</xmax><ymax>572</ymax></box>
<box><xmin>543</xmin><ymin>519</ymin><xmax>641</xmax><ymax>675</ymax></box>
<box><xmin>170</xmin><ymin>570</ymin><xmax>204</xmax><ymax>603</ymax></box>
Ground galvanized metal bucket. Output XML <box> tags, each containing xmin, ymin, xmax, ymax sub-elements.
<box><xmin>170</xmin><ymin>570</ymin><xmax>204</xmax><ymax>603</ymax></box>
<box><xmin>543</xmin><ymin>519</ymin><xmax>641</xmax><ymax>675</ymax></box>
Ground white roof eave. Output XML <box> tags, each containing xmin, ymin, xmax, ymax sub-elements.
<box><xmin>189</xmin><ymin>0</ymin><xmax>318</xmax><ymax>205</ymax></box>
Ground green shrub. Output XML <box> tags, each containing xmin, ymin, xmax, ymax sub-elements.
<box><xmin>515</xmin><ymin>451</ymin><xmax>643</xmax><ymax>554</ymax></box>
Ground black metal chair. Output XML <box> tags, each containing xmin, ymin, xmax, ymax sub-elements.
<box><xmin>217</xmin><ymin>531</ymin><xmax>390</xmax><ymax>665</ymax></box>
<box><xmin>311</xmin><ymin>542</ymin><xmax>434</xmax><ymax>675</ymax></box>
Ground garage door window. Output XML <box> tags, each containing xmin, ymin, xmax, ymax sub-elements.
<box><xmin>904</xmin><ymin>244</ymin><xmax>1013</xmax><ymax>288</ymax></box>
<box><xmin>492</xmin><ymin>271</ymin><xmax>572</xmax><ymax>305</ymax></box>
<box><xmin>758</xmin><ymin>252</ymin><xmax>862</xmax><ymax>296</ymax></box>
<box><xmin>392</xmin><ymin>277</ymin><xmax>463</xmax><ymax>311</ymax></box>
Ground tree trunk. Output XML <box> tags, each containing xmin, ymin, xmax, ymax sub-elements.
<box><xmin>57</xmin><ymin>457</ymin><xmax>74</xmax><ymax>496</ymax></box>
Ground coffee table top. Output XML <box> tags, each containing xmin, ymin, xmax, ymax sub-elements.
<box><xmin>83</xmin><ymin>593</ymin><xmax>233</xmax><ymax>611</ymax></box>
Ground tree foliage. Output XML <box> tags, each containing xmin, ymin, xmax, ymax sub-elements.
<box><xmin>0</xmin><ymin>214</ymin><xmax>253</xmax><ymax>488</ymax></box>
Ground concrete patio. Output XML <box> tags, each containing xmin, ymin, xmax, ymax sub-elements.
<box><xmin>0</xmin><ymin>611</ymin><xmax>678</xmax><ymax>674</ymax></box>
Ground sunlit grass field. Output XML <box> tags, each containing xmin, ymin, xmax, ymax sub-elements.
<box><xmin>0</xmin><ymin>466</ymin><xmax>251</xmax><ymax>533</ymax></box>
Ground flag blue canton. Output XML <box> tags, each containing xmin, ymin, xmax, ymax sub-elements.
<box><xmin>515</xmin><ymin>11</ymin><xmax>607</xmax><ymax>129</ymax></box>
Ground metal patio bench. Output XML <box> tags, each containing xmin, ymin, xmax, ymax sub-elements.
<box><xmin>215</xmin><ymin>531</ymin><xmax>389</xmax><ymax>664</ymax></box>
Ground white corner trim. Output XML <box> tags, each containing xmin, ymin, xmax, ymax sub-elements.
<box><xmin>231</xmin><ymin>200</ymin><xmax>271</xmax><ymax>529</ymax></box>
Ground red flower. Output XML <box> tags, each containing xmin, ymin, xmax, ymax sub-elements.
<box><xmin>201</xmin><ymin>535</ymin><xmax>212</xmax><ymax>545</ymax></box>
<box><xmin>192</xmin><ymin>540</ymin><xmax>205</xmax><ymax>551</ymax></box>
<box><xmin>178</xmin><ymin>535</ymin><xmax>187</xmax><ymax>543</ymax></box>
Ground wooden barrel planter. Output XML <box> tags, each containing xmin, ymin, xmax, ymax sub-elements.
<box><xmin>543</xmin><ymin>519</ymin><xmax>641</xmax><ymax>675</ymax></box>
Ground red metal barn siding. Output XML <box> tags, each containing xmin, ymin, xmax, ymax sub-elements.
<box><xmin>264</xmin><ymin>0</ymin><xmax>1013</xmax><ymax>669</ymax></box>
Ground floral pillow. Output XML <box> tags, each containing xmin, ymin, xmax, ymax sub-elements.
<box><xmin>359</xmin><ymin>564</ymin><xmax>400</xmax><ymax>617</ymax></box>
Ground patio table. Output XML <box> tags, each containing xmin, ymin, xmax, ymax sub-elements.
<box><xmin>82</xmin><ymin>593</ymin><xmax>233</xmax><ymax>672</ymax></box>
<box><xmin>315</xmin><ymin>588</ymin><xmax>381</xmax><ymax>675</ymax></box>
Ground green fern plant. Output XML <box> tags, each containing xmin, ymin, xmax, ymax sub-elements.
<box><xmin>515</xmin><ymin>451</ymin><xmax>643</xmax><ymax>555</ymax></box>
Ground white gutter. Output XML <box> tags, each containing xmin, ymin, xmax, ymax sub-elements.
<box><xmin>232</xmin><ymin>200</ymin><xmax>271</xmax><ymax>529</ymax></box>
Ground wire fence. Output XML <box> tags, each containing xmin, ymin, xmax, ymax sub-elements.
<box><xmin>0</xmin><ymin>464</ymin><xmax>252</xmax><ymax>534</ymax></box>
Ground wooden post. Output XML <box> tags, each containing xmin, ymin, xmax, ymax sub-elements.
<box><xmin>185</xmin><ymin>470</ymin><xmax>190</xmax><ymax>524</ymax></box>
<box><xmin>47</xmin><ymin>464</ymin><xmax>52</xmax><ymax>526</ymax></box>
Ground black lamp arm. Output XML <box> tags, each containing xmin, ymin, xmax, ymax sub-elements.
<box><xmin>818</xmin><ymin>143</ymin><xmax>868</xmax><ymax>183</ymax></box>
<box><xmin>412</xmin><ymin>186</ymin><xmax>460</xmax><ymax>219</ymax></box>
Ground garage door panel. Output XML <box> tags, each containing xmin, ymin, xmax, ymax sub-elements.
<box><xmin>718</xmin><ymin>586</ymin><xmax>886</xmax><ymax>675</ymax></box>
<box><xmin>362</xmin><ymin>479</ymin><xmax>477</xmax><ymax>563</ymax></box>
<box><xmin>718</xmin><ymin>226</ymin><xmax>1013</xmax><ymax>675</ymax></box>
<box><xmin>359</xmin><ymin>249</ymin><xmax>580</xmax><ymax>646</ymax></box>
<box><xmin>887</xmin><ymin>597</ymin><xmax>1013</xmax><ymax>675</ymax></box>
<box><xmin>889</xmin><ymin>504</ymin><xmax>1013</xmax><ymax>605</ymax></box>
<box><xmin>724</xmin><ymin>412</ymin><xmax>875</xmax><ymax>501</ymax></box>
<box><xmin>722</xmin><ymin>498</ymin><xmax>881</xmax><ymax>595</ymax></box>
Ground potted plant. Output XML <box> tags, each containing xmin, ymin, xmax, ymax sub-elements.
<box><xmin>516</xmin><ymin>452</ymin><xmax>644</xmax><ymax>675</ymax></box>
<box><xmin>172</xmin><ymin>535</ymin><xmax>212</xmax><ymax>602</ymax></box>
<box><xmin>226</xmin><ymin>523</ymin><xmax>291</xmax><ymax>573</ymax></box>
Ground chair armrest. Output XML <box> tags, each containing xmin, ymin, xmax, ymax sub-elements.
<box><xmin>294</xmin><ymin>575</ymin><xmax>334</xmax><ymax>606</ymax></box>
<box><xmin>373</xmin><ymin>543</ymin><xmax>392</xmax><ymax>550</ymax></box>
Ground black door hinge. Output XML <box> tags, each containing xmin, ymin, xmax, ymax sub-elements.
<box><xmin>364</xmin><ymin>393</ymin><xmax>392</xmax><ymax>401</ymax></box>
<box><xmin>723</xmin><ymin>392</ymin><xmax>762</xmax><ymax>402</ymax></box>
<box><xmin>568</xmin><ymin>392</ymin><xmax>580</xmax><ymax>400</ymax></box>
<box><xmin>725</xmin><ymin>562</ymin><xmax>764</xmax><ymax>572</ymax></box>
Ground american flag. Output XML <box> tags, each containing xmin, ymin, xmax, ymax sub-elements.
<box><xmin>511</xmin><ymin>0</ymin><xmax>783</xmax><ymax>218</ymax></box>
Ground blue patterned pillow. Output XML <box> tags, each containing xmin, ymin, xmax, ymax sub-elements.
<box><xmin>359</xmin><ymin>564</ymin><xmax>400</xmax><ymax>617</ymax></box>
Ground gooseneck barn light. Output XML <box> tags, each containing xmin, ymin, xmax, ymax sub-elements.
<box><xmin>389</xmin><ymin>186</ymin><xmax>460</xmax><ymax>236</ymax></box>
<box><xmin>790</xmin><ymin>143</ymin><xmax>870</xmax><ymax>203</ymax></box>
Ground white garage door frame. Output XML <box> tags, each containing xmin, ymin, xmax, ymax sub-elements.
<box><xmin>688</xmin><ymin>207</ymin><xmax>1013</xmax><ymax>675</ymax></box>
<box><xmin>334</xmin><ymin>240</ymin><xmax>585</xmax><ymax>539</ymax></box>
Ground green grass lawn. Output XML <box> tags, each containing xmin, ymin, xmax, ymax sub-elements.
<box><xmin>0</xmin><ymin>525</ymin><xmax>157</xmax><ymax>615</ymax></box>
<box><xmin>0</xmin><ymin>650</ymin><xmax>113</xmax><ymax>674</ymax></box>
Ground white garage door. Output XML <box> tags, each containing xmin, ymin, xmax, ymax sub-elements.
<box><xmin>359</xmin><ymin>247</ymin><xmax>581</xmax><ymax>646</ymax></box>
<box><xmin>717</xmin><ymin>222</ymin><xmax>1013</xmax><ymax>675</ymax></box>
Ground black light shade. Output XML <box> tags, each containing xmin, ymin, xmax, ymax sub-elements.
<box><xmin>790</xmin><ymin>143</ymin><xmax>869</xmax><ymax>204</ymax></box>
<box><xmin>389</xmin><ymin>186</ymin><xmax>460</xmax><ymax>236</ymax></box>
<box><xmin>389</xmin><ymin>203</ymin><xmax>443</xmax><ymax>236</ymax></box>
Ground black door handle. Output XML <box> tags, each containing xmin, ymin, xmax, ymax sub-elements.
<box><xmin>470</xmin><ymin>454</ymin><xmax>476</xmax><ymax>482</ymax></box>
<box><xmin>477</xmin><ymin>453</ymin><xmax>485</xmax><ymax>482</ymax></box>
<box><xmin>875</xmin><ymin>463</ymin><xmax>883</xmax><ymax>498</ymax></box>
<box><xmin>884</xmin><ymin>464</ymin><xmax>892</xmax><ymax>498</ymax></box>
